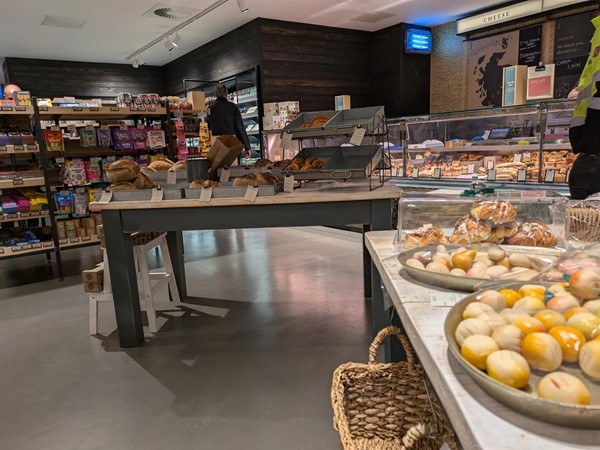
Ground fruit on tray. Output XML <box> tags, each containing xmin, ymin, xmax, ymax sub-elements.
<box><xmin>406</xmin><ymin>244</ymin><xmax>555</xmax><ymax>282</ymax></box>
<box><xmin>455</xmin><ymin>281</ymin><xmax>600</xmax><ymax>403</ymax></box>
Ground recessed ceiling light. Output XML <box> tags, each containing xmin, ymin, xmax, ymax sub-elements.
<box><xmin>41</xmin><ymin>15</ymin><xmax>87</xmax><ymax>29</ymax></box>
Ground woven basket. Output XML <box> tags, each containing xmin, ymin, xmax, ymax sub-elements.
<box><xmin>332</xmin><ymin>327</ymin><xmax>459</xmax><ymax>450</ymax></box>
<box><xmin>568</xmin><ymin>207</ymin><xmax>600</xmax><ymax>243</ymax></box>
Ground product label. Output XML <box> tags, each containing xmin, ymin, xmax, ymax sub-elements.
<box><xmin>467</xmin><ymin>163</ymin><xmax>475</xmax><ymax>174</ymax></box>
<box><xmin>513</xmin><ymin>153</ymin><xmax>522</xmax><ymax>163</ymax></box>
<box><xmin>244</xmin><ymin>186</ymin><xmax>259</xmax><ymax>202</ymax></box>
<box><xmin>412</xmin><ymin>168</ymin><xmax>419</xmax><ymax>178</ymax></box>
<box><xmin>433</xmin><ymin>168</ymin><xmax>442</xmax><ymax>179</ymax></box>
<box><xmin>0</xmin><ymin>146</ymin><xmax>6</xmax><ymax>152</ymax></box>
<box><xmin>350</xmin><ymin>127</ymin><xmax>366</xmax><ymax>146</ymax></box>
<box><xmin>150</xmin><ymin>188</ymin><xmax>163</xmax><ymax>202</ymax></box>
<box><xmin>199</xmin><ymin>187</ymin><xmax>212</xmax><ymax>202</ymax></box>
<box><xmin>487</xmin><ymin>168</ymin><xmax>497</xmax><ymax>181</ymax></box>
<box><xmin>98</xmin><ymin>191</ymin><xmax>113</xmax><ymax>203</ymax></box>
<box><xmin>280</xmin><ymin>132</ymin><xmax>293</xmax><ymax>150</ymax></box>
<box><xmin>517</xmin><ymin>169</ymin><xmax>527</xmax><ymax>182</ymax></box>
<box><xmin>90</xmin><ymin>107</ymin><xmax>99</xmax><ymax>112</ymax></box>
<box><xmin>166</xmin><ymin>170</ymin><xmax>177</xmax><ymax>185</ymax></box>
<box><xmin>544</xmin><ymin>169</ymin><xmax>555</xmax><ymax>183</ymax></box>
<box><xmin>283</xmin><ymin>175</ymin><xmax>295</xmax><ymax>193</ymax></box>
<box><xmin>565</xmin><ymin>168</ymin><xmax>571</xmax><ymax>183</ymax></box>
<box><xmin>72</xmin><ymin>106</ymin><xmax>83</xmax><ymax>111</ymax></box>
<box><xmin>219</xmin><ymin>169</ymin><xmax>231</xmax><ymax>183</ymax></box>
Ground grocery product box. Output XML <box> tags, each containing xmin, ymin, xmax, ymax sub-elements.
<box><xmin>186</xmin><ymin>91</ymin><xmax>206</xmax><ymax>111</ymax></box>
<box><xmin>335</xmin><ymin>95</ymin><xmax>351</xmax><ymax>111</ymax></box>
<box><xmin>82</xmin><ymin>266</ymin><xmax>104</xmax><ymax>293</ymax></box>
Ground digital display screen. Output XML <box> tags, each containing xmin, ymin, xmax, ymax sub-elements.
<box><xmin>405</xmin><ymin>29</ymin><xmax>432</xmax><ymax>55</ymax></box>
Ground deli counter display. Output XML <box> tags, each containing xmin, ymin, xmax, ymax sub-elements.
<box><xmin>387</xmin><ymin>100</ymin><xmax>575</xmax><ymax>191</ymax></box>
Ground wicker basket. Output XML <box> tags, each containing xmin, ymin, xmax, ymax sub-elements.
<box><xmin>332</xmin><ymin>327</ymin><xmax>459</xmax><ymax>450</ymax></box>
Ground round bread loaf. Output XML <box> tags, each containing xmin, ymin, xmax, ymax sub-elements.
<box><xmin>106</xmin><ymin>159</ymin><xmax>140</xmax><ymax>182</ymax></box>
<box><xmin>253</xmin><ymin>159</ymin><xmax>272</xmax><ymax>168</ymax></box>
<box><xmin>148</xmin><ymin>160</ymin><xmax>174</xmax><ymax>171</ymax></box>
<box><xmin>108</xmin><ymin>181</ymin><xmax>136</xmax><ymax>191</ymax></box>
<box><xmin>132</xmin><ymin>172</ymin><xmax>154</xmax><ymax>189</ymax></box>
<box><xmin>172</xmin><ymin>160</ymin><xmax>186</xmax><ymax>171</ymax></box>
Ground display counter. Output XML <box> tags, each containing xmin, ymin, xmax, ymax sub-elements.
<box><xmin>365</xmin><ymin>230</ymin><xmax>600</xmax><ymax>450</ymax></box>
<box><xmin>91</xmin><ymin>181</ymin><xmax>401</xmax><ymax>348</ymax></box>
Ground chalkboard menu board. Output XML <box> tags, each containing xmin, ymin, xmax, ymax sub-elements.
<box><xmin>553</xmin><ymin>12</ymin><xmax>595</xmax><ymax>98</ymax></box>
<box><xmin>519</xmin><ymin>26</ymin><xmax>541</xmax><ymax>66</ymax></box>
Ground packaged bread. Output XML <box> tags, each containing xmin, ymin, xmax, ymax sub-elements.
<box><xmin>148</xmin><ymin>157</ymin><xmax>174</xmax><ymax>171</ymax></box>
<box><xmin>132</xmin><ymin>172</ymin><xmax>154</xmax><ymax>190</ymax></box>
<box><xmin>108</xmin><ymin>181</ymin><xmax>136</xmax><ymax>191</ymax></box>
<box><xmin>106</xmin><ymin>159</ymin><xmax>140</xmax><ymax>182</ymax></box>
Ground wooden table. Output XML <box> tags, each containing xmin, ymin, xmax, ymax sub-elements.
<box><xmin>91</xmin><ymin>181</ymin><xmax>400</xmax><ymax>348</ymax></box>
<box><xmin>365</xmin><ymin>230</ymin><xmax>600</xmax><ymax>450</ymax></box>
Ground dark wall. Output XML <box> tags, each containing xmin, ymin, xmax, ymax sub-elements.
<box><xmin>3</xmin><ymin>57</ymin><xmax>165</xmax><ymax>98</ymax></box>
<box><xmin>258</xmin><ymin>19</ymin><xmax>372</xmax><ymax>112</ymax></box>
<box><xmin>372</xmin><ymin>24</ymin><xmax>431</xmax><ymax>117</ymax></box>
<box><xmin>162</xmin><ymin>21</ymin><xmax>262</xmax><ymax>95</ymax></box>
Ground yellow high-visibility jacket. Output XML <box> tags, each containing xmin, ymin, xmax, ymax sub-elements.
<box><xmin>570</xmin><ymin>15</ymin><xmax>600</xmax><ymax>155</ymax></box>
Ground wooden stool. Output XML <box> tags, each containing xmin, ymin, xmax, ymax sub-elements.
<box><xmin>89</xmin><ymin>233</ymin><xmax>181</xmax><ymax>335</ymax></box>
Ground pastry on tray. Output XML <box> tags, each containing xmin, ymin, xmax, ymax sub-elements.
<box><xmin>404</xmin><ymin>224</ymin><xmax>448</xmax><ymax>248</ymax></box>
<box><xmin>470</xmin><ymin>200</ymin><xmax>517</xmax><ymax>224</ymax></box>
<box><xmin>504</xmin><ymin>221</ymin><xmax>558</xmax><ymax>247</ymax></box>
<box><xmin>450</xmin><ymin>216</ymin><xmax>492</xmax><ymax>245</ymax></box>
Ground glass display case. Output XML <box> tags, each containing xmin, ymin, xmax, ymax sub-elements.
<box><xmin>387</xmin><ymin>100</ymin><xmax>575</xmax><ymax>191</ymax></box>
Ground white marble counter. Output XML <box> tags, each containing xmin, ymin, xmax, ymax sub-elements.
<box><xmin>365</xmin><ymin>230</ymin><xmax>600</xmax><ymax>450</ymax></box>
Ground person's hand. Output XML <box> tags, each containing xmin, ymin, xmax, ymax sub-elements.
<box><xmin>245</xmin><ymin>149</ymin><xmax>251</xmax><ymax>158</ymax></box>
<box><xmin>568</xmin><ymin>87</ymin><xmax>579</xmax><ymax>100</ymax></box>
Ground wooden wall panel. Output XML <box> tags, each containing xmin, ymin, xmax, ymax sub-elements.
<box><xmin>162</xmin><ymin>21</ymin><xmax>262</xmax><ymax>95</ymax></box>
<box><xmin>258</xmin><ymin>20</ymin><xmax>373</xmax><ymax>112</ymax></box>
<box><xmin>3</xmin><ymin>57</ymin><xmax>164</xmax><ymax>98</ymax></box>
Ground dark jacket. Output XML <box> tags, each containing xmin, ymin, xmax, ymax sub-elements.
<box><xmin>207</xmin><ymin>96</ymin><xmax>251</xmax><ymax>150</ymax></box>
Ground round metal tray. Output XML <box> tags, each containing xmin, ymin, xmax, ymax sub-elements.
<box><xmin>444</xmin><ymin>282</ymin><xmax>600</xmax><ymax>429</ymax></box>
<box><xmin>397</xmin><ymin>244</ymin><xmax>561</xmax><ymax>292</ymax></box>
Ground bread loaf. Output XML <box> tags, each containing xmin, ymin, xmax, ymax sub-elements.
<box><xmin>108</xmin><ymin>181</ymin><xmax>136</xmax><ymax>191</ymax></box>
<box><xmin>172</xmin><ymin>160</ymin><xmax>186</xmax><ymax>171</ymax></box>
<box><xmin>132</xmin><ymin>172</ymin><xmax>154</xmax><ymax>189</ymax></box>
<box><xmin>148</xmin><ymin>157</ymin><xmax>174</xmax><ymax>171</ymax></box>
<box><xmin>106</xmin><ymin>159</ymin><xmax>140</xmax><ymax>182</ymax></box>
<box><xmin>232</xmin><ymin>173</ymin><xmax>278</xmax><ymax>186</ymax></box>
<box><xmin>189</xmin><ymin>179</ymin><xmax>220</xmax><ymax>188</ymax></box>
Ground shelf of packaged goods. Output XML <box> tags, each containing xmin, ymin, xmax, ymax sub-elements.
<box><xmin>38</xmin><ymin>106</ymin><xmax>166</xmax><ymax>119</ymax></box>
<box><xmin>0</xmin><ymin>176</ymin><xmax>46</xmax><ymax>189</ymax></box>
<box><xmin>58</xmin><ymin>236</ymin><xmax>100</xmax><ymax>250</ymax></box>
<box><xmin>0</xmin><ymin>212</ymin><xmax>50</xmax><ymax>224</ymax></box>
<box><xmin>406</xmin><ymin>143</ymin><xmax>573</xmax><ymax>153</ymax></box>
<box><xmin>48</xmin><ymin>147</ymin><xmax>167</xmax><ymax>158</ymax></box>
<box><xmin>391</xmin><ymin>177</ymin><xmax>569</xmax><ymax>193</ymax></box>
<box><xmin>0</xmin><ymin>106</ymin><xmax>34</xmax><ymax>116</ymax></box>
<box><xmin>0</xmin><ymin>241</ymin><xmax>54</xmax><ymax>259</ymax></box>
<box><xmin>0</xmin><ymin>144</ymin><xmax>39</xmax><ymax>155</ymax></box>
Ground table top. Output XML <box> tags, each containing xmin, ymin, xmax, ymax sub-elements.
<box><xmin>90</xmin><ymin>181</ymin><xmax>401</xmax><ymax>211</ymax></box>
<box><xmin>365</xmin><ymin>230</ymin><xmax>600</xmax><ymax>450</ymax></box>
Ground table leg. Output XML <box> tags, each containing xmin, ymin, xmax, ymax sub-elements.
<box><xmin>102</xmin><ymin>211</ymin><xmax>144</xmax><ymax>348</ymax></box>
<box><xmin>362</xmin><ymin>224</ymin><xmax>371</xmax><ymax>297</ymax></box>
<box><xmin>166</xmin><ymin>230</ymin><xmax>187</xmax><ymax>300</ymax></box>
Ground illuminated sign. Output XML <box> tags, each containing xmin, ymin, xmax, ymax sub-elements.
<box><xmin>405</xmin><ymin>29</ymin><xmax>432</xmax><ymax>55</ymax></box>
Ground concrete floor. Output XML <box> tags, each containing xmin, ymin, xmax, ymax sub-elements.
<box><xmin>0</xmin><ymin>227</ymin><xmax>373</xmax><ymax>450</ymax></box>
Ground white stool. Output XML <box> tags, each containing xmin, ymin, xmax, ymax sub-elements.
<box><xmin>89</xmin><ymin>233</ymin><xmax>181</xmax><ymax>335</ymax></box>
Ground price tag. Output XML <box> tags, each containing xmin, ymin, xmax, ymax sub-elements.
<box><xmin>70</xmin><ymin>238</ymin><xmax>80</xmax><ymax>243</ymax></box>
<box><xmin>487</xmin><ymin>168</ymin><xmax>497</xmax><ymax>181</ymax></box>
<box><xmin>107</xmin><ymin>155</ymin><xmax>116</xmax><ymax>162</ymax></box>
<box><xmin>85</xmin><ymin>125</ymin><xmax>94</xmax><ymax>131</ymax></box>
<box><xmin>22</xmin><ymin>244</ymin><xmax>32</xmax><ymax>250</ymax></box>
<box><xmin>21</xmin><ymin>212</ymin><xmax>30</xmax><ymax>218</ymax></box>
<box><xmin>148</xmin><ymin>107</ymin><xmax>156</xmax><ymax>112</ymax></box>
<box><xmin>27</xmin><ymin>144</ymin><xmax>38</xmax><ymax>151</ymax></box>
<box><xmin>523</xmin><ymin>151</ymin><xmax>531</xmax><ymax>160</ymax></box>
<box><xmin>43</xmin><ymin>241</ymin><xmax>53</xmax><ymax>248</ymax></box>
<box><xmin>467</xmin><ymin>163</ymin><xmax>475</xmax><ymax>174</ymax></box>
<box><xmin>281</xmin><ymin>132</ymin><xmax>293</xmax><ymax>150</ymax></box>
<box><xmin>150</xmin><ymin>188</ymin><xmax>163</xmax><ymax>202</ymax></box>
<box><xmin>545</xmin><ymin>169</ymin><xmax>555</xmax><ymax>183</ymax></box>
<box><xmin>2</xmin><ymin>106</ymin><xmax>13</xmax><ymax>111</ymax></box>
<box><xmin>199</xmin><ymin>187</ymin><xmax>212</xmax><ymax>202</ymax></box>
<box><xmin>98</xmin><ymin>191</ymin><xmax>113</xmax><ymax>203</ymax></box>
<box><xmin>12</xmin><ymin>177</ymin><xmax>24</xmax><ymax>185</ymax></box>
<box><xmin>100</xmin><ymin>125</ymin><xmax>110</xmax><ymax>130</ymax></box>
<box><xmin>283</xmin><ymin>175</ymin><xmax>295</xmax><ymax>193</ymax></box>
<box><xmin>350</xmin><ymin>127</ymin><xmax>366</xmax><ymax>146</ymax></box>
<box><xmin>486</xmin><ymin>159</ymin><xmax>495</xmax><ymax>170</ymax></box>
<box><xmin>412</xmin><ymin>167</ymin><xmax>419</xmax><ymax>178</ymax></box>
<box><xmin>244</xmin><ymin>186</ymin><xmax>259</xmax><ymax>202</ymax></box>
<box><xmin>51</xmin><ymin>126</ymin><xmax>60</xmax><ymax>132</ymax></box>
<box><xmin>220</xmin><ymin>168</ymin><xmax>231</xmax><ymax>183</ymax></box>
<box><xmin>56</xmin><ymin>157</ymin><xmax>65</xmax><ymax>163</ymax></box>
<box><xmin>137</xmin><ymin>124</ymin><xmax>145</xmax><ymax>129</ymax></box>
<box><xmin>565</xmin><ymin>168</ymin><xmax>571</xmax><ymax>183</ymax></box>
<box><xmin>166</xmin><ymin>170</ymin><xmax>177</xmax><ymax>185</ymax></box>
<box><xmin>517</xmin><ymin>169</ymin><xmax>527</xmax><ymax>182</ymax></box>
<box><xmin>110</xmin><ymin>107</ymin><xmax>120</xmax><ymax>112</ymax></box>
<box><xmin>90</xmin><ymin>107</ymin><xmax>99</xmax><ymax>112</ymax></box>
<box><xmin>58</xmin><ymin>239</ymin><xmax>68</xmax><ymax>245</ymax></box>
<box><xmin>72</xmin><ymin>106</ymin><xmax>83</xmax><ymax>111</ymax></box>
<box><xmin>32</xmin><ymin>243</ymin><xmax>42</xmax><ymax>249</ymax></box>
<box><xmin>430</xmin><ymin>292</ymin><xmax>465</xmax><ymax>307</ymax></box>
<box><xmin>14</xmin><ymin>145</ymin><xmax>24</xmax><ymax>151</ymax></box>
<box><xmin>0</xmin><ymin>248</ymin><xmax>4</xmax><ymax>254</ymax></box>
<box><xmin>119</xmin><ymin>125</ymin><xmax>128</xmax><ymax>131</ymax></box>
<box><xmin>39</xmin><ymin>106</ymin><xmax>48</xmax><ymax>111</ymax></box>
<box><xmin>139</xmin><ymin>154</ymin><xmax>149</xmax><ymax>160</ymax></box>
<box><xmin>12</xmin><ymin>246</ymin><xmax>22</xmax><ymax>252</ymax></box>
<box><xmin>0</xmin><ymin>146</ymin><xmax>6</xmax><ymax>152</ymax></box>
<box><xmin>15</xmin><ymin>106</ymin><xmax>26</xmax><ymax>112</ymax></box>
<box><xmin>513</xmin><ymin>153</ymin><xmax>522</xmax><ymax>163</ymax></box>
<box><xmin>433</xmin><ymin>168</ymin><xmax>442</xmax><ymax>179</ymax></box>
<box><xmin>153</xmin><ymin>124</ymin><xmax>162</xmax><ymax>130</ymax></box>
<box><xmin>82</xmin><ymin>236</ymin><xmax>91</xmax><ymax>242</ymax></box>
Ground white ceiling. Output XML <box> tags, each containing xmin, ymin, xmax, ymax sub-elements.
<box><xmin>0</xmin><ymin>0</ymin><xmax>509</xmax><ymax>66</ymax></box>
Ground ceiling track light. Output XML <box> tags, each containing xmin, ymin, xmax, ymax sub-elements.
<box><xmin>172</xmin><ymin>32</ymin><xmax>182</xmax><ymax>47</ymax></box>
<box><xmin>237</xmin><ymin>0</ymin><xmax>248</xmax><ymax>13</ymax></box>
<box><xmin>132</xmin><ymin>54</ymin><xmax>145</xmax><ymax>68</ymax></box>
<box><xmin>164</xmin><ymin>36</ymin><xmax>175</xmax><ymax>51</ymax></box>
<box><xmin>125</xmin><ymin>0</ymin><xmax>229</xmax><ymax>62</ymax></box>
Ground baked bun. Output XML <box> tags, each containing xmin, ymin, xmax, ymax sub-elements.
<box><xmin>253</xmin><ymin>159</ymin><xmax>272</xmax><ymax>168</ymax></box>
<box><xmin>291</xmin><ymin>158</ymin><xmax>304</xmax><ymax>166</ymax></box>
<box><xmin>404</xmin><ymin>224</ymin><xmax>448</xmax><ymax>248</ymax></box>
<box><xmin>106</xmin><ymin>159</ymin><xmax>140</xmax><ymax>182</ymax></box>
<box><xmin>132</xmin><ymin>172</ymin><xmax>154</xmax><ymax>190</ymax></box>
<box><xmin>300</xmin><ymin>163</ymin><xmax>315</xmax><ymax>170</ymax></box>
<box><xmin>313</xmin><ymin>159</ymin><xmax>326</xmax><ymax>169</ymax></box>
<box><xmin>305</xmin><ymin>156</ymin><xmax>317</xmax><ymax>165</ymax></box>
<box><xmin>108</xmin><ymin>181</ymin><xmax>136</xmax><ymax>191</ymax></box>
<box><xmin>286</xmin><ymin>163</ymin><xmax>300</xmax><ymax>171</ymax></box>
<box><xmin>450</xmin><ymin>216</ymin><xmax>492</xmax><ymax>245</ymax></box>
<box><xmin>172</xmin><ymin>160</ymin><xmax>186</xmax><ymax>171</ymax></box>
<box><xmin>504</xmin><ymin>221</ymin><xmax>558</xmax><ymax>247</ymax></box>
<box><xmin>471</xmin><ymin>200</ymin><xmax>517</xmax><ymax>224</ymax></box>
<box><xmin>232</xmin><ymin>173</ymin><xmax>278</xmax><ymax>187</ymax></box>
<box><xmin>272</xmin><ymin>159</ymin><xmax>290</xmax><ymax>168</ymax></box>
<box><xmin>189</xmin><ymin>179</ymin><xmax>220</xmax><ymax>188</ymax></box>
<box><xmin>488</xmin><ymin>222</ymin><xmax>519</xmax><ymax>243</ymax></box>
<box><xmin>148</xmin><ymin>157</ymin><xmax>174</xmax><ymax>171</ymax></box>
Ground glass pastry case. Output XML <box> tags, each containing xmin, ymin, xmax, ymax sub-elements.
<box><xmin>387</xmin><ymin>100</ymin><xmax>575</xmax><ymax>192</ymax></box>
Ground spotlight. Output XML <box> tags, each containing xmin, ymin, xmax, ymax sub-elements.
<box><xmin>237</xmin><ymin>0</ymin><xmax>248</xmax><ymax>13</ymax></box>
<box><xmin>132</xmin><ymin>54</ymin><xmax>145</xmax><ymax>68</ymax></box>
<box><xmin>172</xmin><ymin>32</ymin><xmax>181</xmax><ymax>47</ymax></box>
<box><xmin>164</xmin><ymin>36</ymin><xmax>175</xmax><ymax>51</ymax></box>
